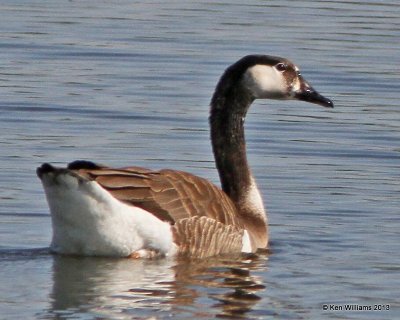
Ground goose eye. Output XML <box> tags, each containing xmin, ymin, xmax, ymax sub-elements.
<box><xmin>275</xmin><ymin>63</ymin><xmax>287</xmax><ymax>72</ymax></box>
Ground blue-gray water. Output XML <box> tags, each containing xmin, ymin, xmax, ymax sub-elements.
<box><xmin>1</xmin><ymin>1</ymin><xmax>399</xmax><ymax>319</ymax></box>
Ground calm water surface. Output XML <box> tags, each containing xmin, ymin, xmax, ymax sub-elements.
<box><xmin>0</xmin><ymin>1</ymin><xmax>399</xmax><ymax>319</ymax></box>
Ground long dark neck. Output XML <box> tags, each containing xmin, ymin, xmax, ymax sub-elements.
<box><xmin>209</xmin><ymin>85</ymin><xmax>254</xmax><ymax>205</ymax></box>
<box><xmin>209</xmin><ymin>63</ymin><xmax>268</xmax><ymax>249</ymax></box>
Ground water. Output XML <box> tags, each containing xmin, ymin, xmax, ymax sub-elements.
<box><xmin>0</xmin><ymin>1</ymin><xmax>399</xmax><ymax>319</ymax></box>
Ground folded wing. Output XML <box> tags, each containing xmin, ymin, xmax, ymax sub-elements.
<box><xmin>69</xmin><ymin>161</ymin><xmax>243</xmax><ymax>231</ymax></box>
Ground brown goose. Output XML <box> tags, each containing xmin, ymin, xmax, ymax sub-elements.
<box><xmin>37</xmin><ymin>55</ymin><xmax>333</xmax><ymax>258</ymax></box>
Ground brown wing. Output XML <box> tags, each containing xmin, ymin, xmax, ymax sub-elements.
<box><xmin>70</xmin><ymin>162</ymin><xmax>243</xmax><ymax>230</ymax></box>
<box><xmin>173</xmin><ymin>216</ymin><xmax>243</xmax><ymax>258</ymax></box>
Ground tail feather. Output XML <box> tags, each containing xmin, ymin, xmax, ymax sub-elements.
<box><xmin>36</xmin><ymin>163</ymin><xmax>57</xmax><ymax>179</ymax></box>
<box><xmin>67</xmin><ymin>160</ymin><xmax>105</xmax><ymax>170</ymax></box>
<box><xmin>37</xmin><ymin>162</ymin><xmax>175</xmax><ymax>257</ymax></box>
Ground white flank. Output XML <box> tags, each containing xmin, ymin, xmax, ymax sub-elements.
<box><xmin>241</xmin><ymin>230</ymin><xmax>252</xmax><ymax>253</ymax></box>
<box><xmin>243</xmin><ymin>65</ymin><xmax>287</xmax><ymax>99</ymax></box>
<box><xmin>40</xmin><ymin>171</ymin><xmax>176</xmax><ymax>257</ymax></box>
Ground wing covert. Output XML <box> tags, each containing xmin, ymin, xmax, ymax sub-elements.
<box><xmin>71</xmin><ymin>165</ymin><xmax>242</xmax><ymax>228</ymax></box>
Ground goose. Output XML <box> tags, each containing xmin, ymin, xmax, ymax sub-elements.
<box><xmin>37</xmin><ymin>55</ymin><xmax>333</xmax><ymax>259</ymax></box>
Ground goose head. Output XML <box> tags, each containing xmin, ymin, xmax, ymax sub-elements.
<box><xmin>238</xmin><ymin>55</ymin><xmax>333</xmax><ymax>108</ymax></box>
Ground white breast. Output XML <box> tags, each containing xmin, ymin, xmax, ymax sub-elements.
<box><xmin>245</xmin><ymin>176</ymin><xmax>266</xmax><ymax>218</ymax></box>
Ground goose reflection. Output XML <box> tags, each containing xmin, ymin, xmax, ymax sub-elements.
<box><xmin>171</xmin><ymin>254</ymin><xmax>267</xmax><ymax>318</ymax></box>
<box><xmin>46</xmin><ymin>253</ymin><xmax>268</xmax><ymax>319</ymax></box>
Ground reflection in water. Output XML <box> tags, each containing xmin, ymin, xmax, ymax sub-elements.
<box><xmin>45</xmin><ymin>253</ymin><xmax>268</xmax><ymax>319</ymax></box>
<box><xmin>171</xmin><ymin>255</ymin><xmax>267</xmax><ymax>318</ymax></box>
<box><xmin>48</xmin><ymin>256</ymin><xmax>175</xmax><ymax>318</ymax></box>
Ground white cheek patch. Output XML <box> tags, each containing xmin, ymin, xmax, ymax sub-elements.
<box><xmin>243</xmin><ymin>65</ymin><xmax>287</xmax><ymax>99</ymax></box>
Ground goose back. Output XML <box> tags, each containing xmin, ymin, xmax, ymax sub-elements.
<box><xmin>68</xmin><ymin>162</ymin><xmax>249</xmax><ymax>255</ymax></box>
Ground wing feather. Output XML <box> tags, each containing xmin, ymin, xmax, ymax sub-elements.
<box><xmin>70</xmin><ymin>165</ymin><xmax>243</xmax><ymax>232</ymax></box>
<box><xmin>173</xmin><ymin>216</ymin><xmax>243</xmax><ymax>258</ymax></box>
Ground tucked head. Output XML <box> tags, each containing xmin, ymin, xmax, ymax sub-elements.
<box><xmin>214</xmin><ymin>55</ymin><xmax>333</xmax><ymax>108</ymax></box>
